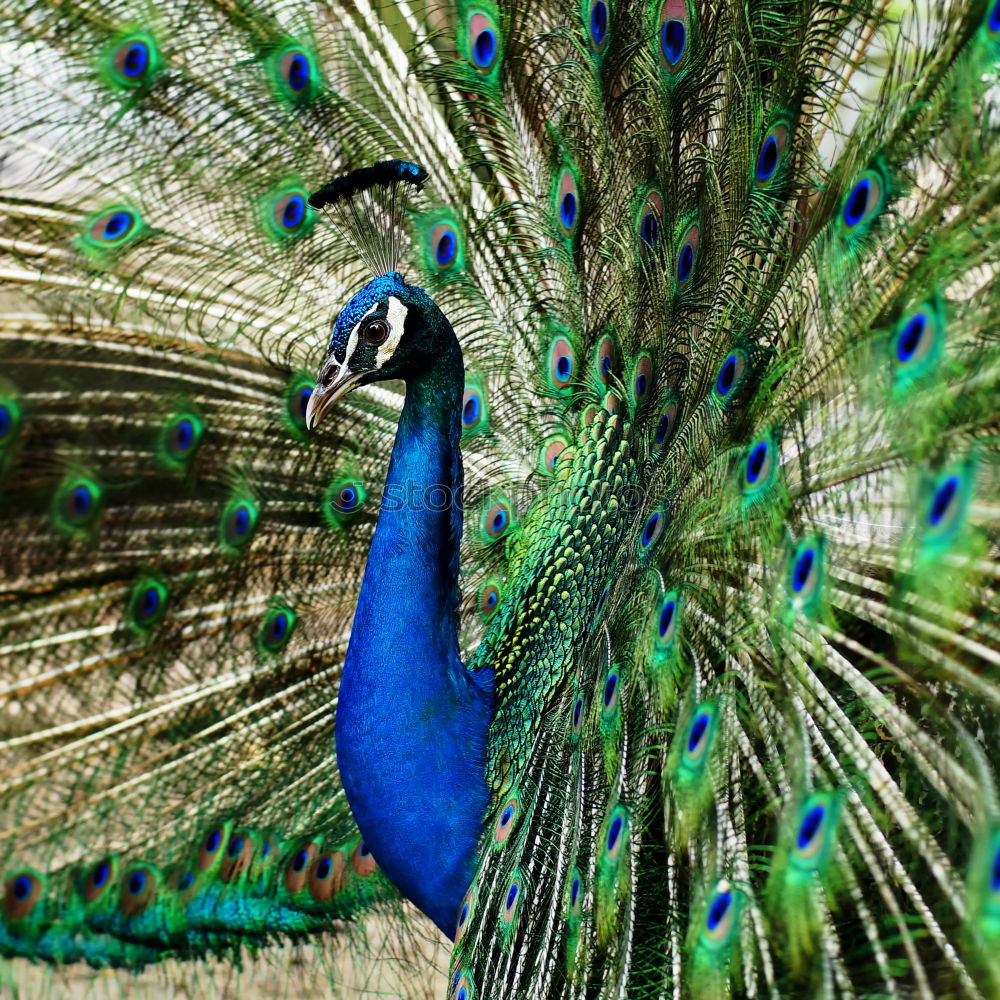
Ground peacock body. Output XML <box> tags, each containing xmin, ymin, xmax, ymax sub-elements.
<box><xmin>1</xmin><ymin>0</ymin><xmax>999</xmax><ymax>998</ymax></box>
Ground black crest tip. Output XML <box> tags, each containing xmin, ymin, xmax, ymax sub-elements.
<box><xmin>309</xmin><ymin>160</ymin><xmax>428</xmax><ymax>210</ymax></box>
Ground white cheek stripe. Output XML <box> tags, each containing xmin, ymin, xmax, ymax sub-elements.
<box><xmin>344</xmin><ymin>301</ymin><xmax>379</xmax><ymax>364</ymax></box>
<box><xmin>377</xmin><ymin>296</ymin><xmax>408</xmax><ymax>367</ymax></box>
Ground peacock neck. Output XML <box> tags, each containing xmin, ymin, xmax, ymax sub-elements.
<box><xmin>334</xmin><ymin>325</ymin><xmax>494</xmax><ymax>937</ymax></box>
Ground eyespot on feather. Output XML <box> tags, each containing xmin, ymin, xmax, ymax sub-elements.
<box><xmin>104</xmin><ymin>33</ymin><xmax>161</xmax><ymax>90</ymax></box>
<box><xmin>657</xmin><ymin>0</ymin><xmax>690</xmax><ymax>72</ymax></box>
<box><xmin>585</xmin><ymin>0</ymin><xmax>610</xmax><ymax>53</ymax></box>
<box><xmin>219</xmin><ymin>496</ymin><xmax>259</xmax><ymax>553</ymax></box>
<box><xmin>674</xmin><ymin>222</ymin><xmax>699</xmax><ymax>289</ymax></box>
<box><xmin>259</xmin><ymin>604</ymin><xmax>296</xmax><ymax>655</ymax></box>
<box><xmin>594</xmin><ymin>333</ymin><xmax>616</xmax><ymax>385</ymax></box>
<box><xmin>754</xmin><ymin>122</ymin><xmax>790</xmax><ymax>187</ymax></box>
<box><xmin>118</xmin><ymin>865</ymin><xmax>157</xmax><ymax>918</ymax></box>
<box><xmin>466</xmin><ymin>10</ymin><xmax>501</xmax><ymax>74</ymax></box>
<box><xmin>81</xmin><ymin>857</ymin><xmax>117</xmax><ymax>904</ymax></box>
<box><xmin>454</xmin><ymin>884</ymin><xmax>476</xmax><ymax>944</ymax></box>
<box><xmin>351</xmin><ymin>840</ymin><xmax>377</xmax><ymax>877</ymax></box>
<box><xmin>284</xmin><ymin>842</ymin><xmax>319</xmax><ymax>894</ymax></box>
<box><xmin>840</xmin><ymin>168</ymin><xmax>885</xmax><ymax>236</ymax></box>
<box><xmin>3</xmin><ymin>870</ymin><xmax>43</xmax><ymax>923</ymax></box>
<box><xmin>461</xmin><ymin>380</ymin><xmax>489</xmax><ymax>433</ymax></box>
<box><xmin>493</xmin><ymin>795</ymin><xmax>519</xmax><ymax>846</ymax></box>
<box><xmin>713</xmin><ymin>349</ymin><xmax>747</xmax><ymax>404</ymax></box>
<box><xmin>53</xmin><ymin>476</ymin><xmax>103</xmax><ymax>534</ymax></box>
<box><xmin>631</xmin><ymin>353</ymin><xmax>653</xmax><ymax>406</ymax></box>
<box><xmin>159</xmin><ymin>410</ymin><xmax>204</xmax><ymax>467</ymax></box>
<box><xmin>269</xmin><ymin>42</ymin><xmax>319</xmax><ymax>104</ymax></box>
<box><xmin>308</xmin><ymin>851</ymin><xmax>345</xmax><ymax>902</ymax></box>
<box><xmin>127</xmin><ymin>576</ymin><xmax>169</xmax><ymax>633</ymax></box>
<box><xmin>636</xmin><ymin>188</ymin><xmax>664</xmax><ymax>251</ymax></box>
<box><xmin>481</xmin><ymin>499</ymin><xmax>513</xmax><ymax>541</ymax></box>
<box><xmin>552</xmin><ymin>168</ymin><xmax>581</xmax><ymax>241</ymax></box>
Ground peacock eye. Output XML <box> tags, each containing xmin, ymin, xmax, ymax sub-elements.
<box><xmin>362</xmin><ymin>319</ymin><xmax>391</xmax><ymax>346</ymax></box>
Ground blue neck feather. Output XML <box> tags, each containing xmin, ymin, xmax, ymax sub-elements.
<box><xmin>334</xmin><ymin>314</ymin><xmax>494</xmax><ymax>937</ymax></box>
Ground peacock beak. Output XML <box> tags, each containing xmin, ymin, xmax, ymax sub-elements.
<box><xmin>305</xmin><ymin>362</ymin><xmax>361</xmax><ymax>430</ymax></box>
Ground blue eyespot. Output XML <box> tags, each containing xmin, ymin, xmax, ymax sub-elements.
<box><xmin>56</xmin><ymin>477</ymin><xmax>103</xmax><ymax>531</ymax></box>
<box><xmin>688</xmin><ymin>712</ymin><xmax>708</xmax><ymax>752</ymax></box>
<box><xmin>792</xmin><ymin>548</ymin><xmax>814</xmax><ymax>592</ymax></box>
<box><xmin>13</xmin><ymin>875</ymin><xmax>32</xmax><ymax>901</ymax></box>
<box><xmin>483</xmin><ymin>500</ymin><xmax>512</xmax><ymax>540</ymax></box>
<box><xmin>636</xmin><ymin>372</ymin><xmax>647</xmax><ymax>396</ymax></box>
<box><xmin>463</xmin><ymin>393</ymin><xmax>480</xmax><ymax>425</ymax></box>
<box><xmin>139</xmin><ymin>587</ymin><xmax>159</xmax><ymax>618</ymax></box>
<box><xmin>233</xmin><ymin>507</ymin><xmax>249</xmax><ymax>535</ymax></box>
<box><xmin>480</xmin><ymin>582</ymin><xmax>501</xmax><ymax>618</ymax></box>
<box><xmin>316</xmin><ymin>858</ymin><xmax>332</xmax><ymax>880</ymax></box>
<box><xmin>337</xmin><ymin>486</ymin><xmax>357</xmax><ymax>511</ymax></box>
<box><xmin>560</xmin><ymin>192</ymin><xmax>577</xmax><ymax>231</ymax></box>
<box><xmin>178</xmin><ymin>871</ymin><xmax>194</xmax><ymax>891</ymax></box>
<box><xmin>797</xmin><ymin>804</ymin><xmax>825</xmax><ymax>849</ymax></box>
<box><xmin>298</xmin><ymin>387</ymin><xmax>312</xmax><ymax>419</ymax></box>
<box><xmin>556</xmin><ymin>355</ymin><xmax>572</xmax><ymax>380</ymax></box>
<box><xmin>573</xmin><ymin>695</ymin><xmax>584</xmax><ymax>733</ymax></box>
<box><xmin>262</xmin><ymin>843</ymin><xmax>270</xmax><ymax>858</ymax></box>
<box><xmin>227</xmin><ymin>836</ymin><xmax>244</xmax><ymax>858</ymax></box>
<box><xmin>128</xmin><ymin>871</ymin><xmax>146</xmax><ymax>896</ymax></box>
<box><xmin>436</xmin><ymin>230</ymin><xmax>457</xmax><ymax>266</ymax></box>
<box><xmin>92</xmin><ymin>862</ymin><xmax>110</xmax><ymax>889</ymax></box>
<box><xmin>174</xmin><ymin>418</ymin><xmax>194</xmax><ymax>451</ymax></box>
<box><xmin>287</xmin><ymin>52</ymin><xmax>309</xmax><ymax>92</ymax></box>
<box><xmin>717</xmin><ymin>356</ymin><xmax>737</xmax><ymax>395</ymax></box>
<box><xmin>292</xmin><ymin>849</ymin><xmax>309</xmax><ymax>872</ymax></box>
<box><xmin>591</xmin><ymin>0</ymin><xmax>608</xmax><ymax>45</ymax></box>
<box><xmin>205</xmin><ymin>830</ymin><xmax>221</xmax><ymax>854</ymax></box>
<box><xmin>992</xmin><ymin>844</ymin><xmax>1000</xmax><ymax>892</ymax></box>
<box><xmin>896</xmin><ymin>314</ymin><xmax>926</xmax><ymax>363</ymax></box>
<box><xmin>72</xmin><ymin>486</ymin><xmax>92</xmax><ymax>515</ymax></box>
<box><xmin>841</xmin><ymin>170</ymin><xmax>884</xmax><ymax>235</ymax></box>
<box><xmin>270</xmin><ymin>613</ymin><xmax>288</xmax><ymax>641</ymax></box>
<box><xmin>643</xmin><ymin>513</ymin><xmax>659</xmax><ymax>545</ymax></box>
<box><xmin>639</xmin><ymin>211</ymin><xmax>659</xmax><ymax>247</ymax></box>
<box><xmin>660</xmin><ymin>19</ymin><xmax>686</xmax><ymax>66</ymax></box>
<box><xmin>473</xmin><ymin>28</ymin><xmax>496</xmax><ymax>67</ymax></box>
<box><xmin>928</xmin><ymin>475</ymin><xmax>959</xmax><ymax>528</ymax></box>
<box><xmin>571</xmin><ymin>876</ymin><xmax>580</xmax><ymax>905</ymax></box>
<box><xmin>359</xmin><ymin>843</ymin><xmax>371</xmax><ymax>858</ymax></box>
<box><xmin>506</xmin><ymin>882</ymin><xmax>518</xmax><ymax>909</ymax></box>
<box><xmin>746</xmin><ymin>441</ymin><xmax>768</xmax><ymax>484</ymax></box>
<box><xmin>756</xmin><ymin>136</ymin><xmax>779</xmax><ymax>183</ymax></box>
<box><xmin>989</xmin><ymin>0</ymin><xmax>1000</xmax><ymax>35</ymax></box>
<box><xmin>844</xmin><ymin>179</ymin><xmax>869</xmax><ymax>228</ymax></box>
<box><xmin>706</xmin><ymin>890</ymin><xmax>731</xmax><ymax>931</ymax></box>
<box><xmin>459</xmin><ymin>901</ymin><xmax>470</xmax><ymax>926</ymax></box>
<box><xmin>0</xmin><ymin>405</ymin><xmax>10</xmax><ymax>439</ymax></box>
<box><xmin>677</xmin><ymin>242</ymin><xmax>694</xmax><ymax>283</ymax></box>
<box><xmin>123</xmin><ymin>42</ymin><xmax>149</xmax><ymax>78</ymax></box>
<box><xmin>659</xmin><ymin>599</ymin><xmax>675</xmax><ymax>637</ymax></box>
<box><xmin>607</xmin><ymin>815</ymin><xmax>623</xmax><ymax>851</ymax></box>
<box><xmin>603</xmin><ymin>673</ymin><xmax>618</xmax><ymax>707</ymax></box>
<box><xmin>102</xmin><ymin>211</ymin><xmax>133</xmax><ymax>241</ymax></box>
<box><xmin>283</xmin><ymin>195</ymin><xmax>305</xmax><ymax>229</ymax></box>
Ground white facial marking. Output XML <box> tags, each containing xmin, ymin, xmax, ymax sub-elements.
<box><xmin>377</xmin><ymin>296</ymin><xmax>408</xmax><ymax>368</ymax></box>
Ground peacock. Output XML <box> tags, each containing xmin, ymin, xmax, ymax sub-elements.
<box><xmin>0</xmin><ymin>0</ymin><xmax>999</xmax><ymax>996</ymax></box>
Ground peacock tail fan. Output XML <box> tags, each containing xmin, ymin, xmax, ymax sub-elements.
<box><xmin>0</xmin><ymin>0</ymin><xmax>998</xmax><ymax>998</ymax></box>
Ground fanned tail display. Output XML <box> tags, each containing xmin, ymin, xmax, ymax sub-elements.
<box><xmin>1</xmin><ymin>0</ymin><xmax>999</xmax><ymax>998</ymax></box>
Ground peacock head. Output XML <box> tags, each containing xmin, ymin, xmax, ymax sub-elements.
<box><xmin>305</xmin><ymin>272</ymin><xmax>450</xmax><ymax>430</ymax></box>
